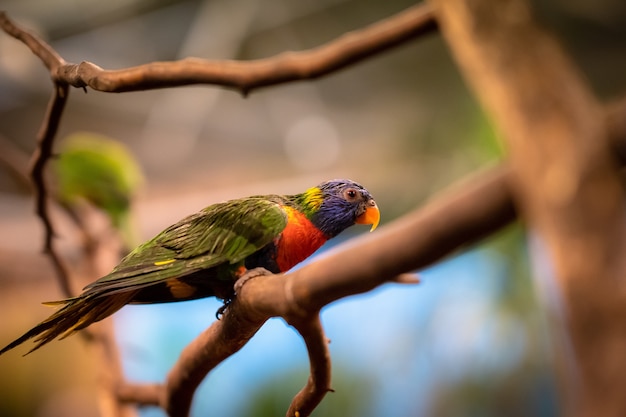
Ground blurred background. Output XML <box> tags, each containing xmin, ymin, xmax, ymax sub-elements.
<box><xmin>0</xmin><ymin>0</ymin><xmax>625</xmax><ymax>416</ymax></box>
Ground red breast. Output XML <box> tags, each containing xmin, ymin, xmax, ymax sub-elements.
<box><xmin>275</xmin><ymin>206</ymin><xmax>328</xmax><ymax>272</ymax></box>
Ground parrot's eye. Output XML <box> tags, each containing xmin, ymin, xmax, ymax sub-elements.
<box><xmin>343</xmin><ymin>188</ymin><xmax>359</xmax><ymax>201</ymax></box>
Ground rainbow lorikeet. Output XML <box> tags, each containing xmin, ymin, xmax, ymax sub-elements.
<box><xmin>1</xmin><ymin>179</ymin><xmax>379</xmax><ymax>355</ymax></box>
<box><xmin>54</xmin><ymin>132</ymin><xmax>144</xmax><ymax>249</ymax></box>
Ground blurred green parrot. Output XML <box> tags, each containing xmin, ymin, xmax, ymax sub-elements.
<box><xmin>54</xmin><ymin>132</ymin><xmax>143</xmax><ymax>248</ymax></box>
<box><xmin>1</xmin><ymin>179</ymin><xmax>379</xmax><ymax>355</ymax></box>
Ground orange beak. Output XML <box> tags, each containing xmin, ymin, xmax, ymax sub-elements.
<box><xmin>355</xmin><ymin>201</ymin><xmax>380</xmax><ymax>232</ymax></box>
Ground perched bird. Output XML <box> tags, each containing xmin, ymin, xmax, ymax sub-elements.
<box><xmin>54</xmin><ymin>132</ymin><xmax>144</xmax><ymax>248</ymax></box>
<box><xmin>1</xmin><ymin>179</ymin><xmax>379</xmax><ymax>355</ymax></box>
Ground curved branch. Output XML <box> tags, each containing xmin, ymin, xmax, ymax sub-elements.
<box><xmin>288</xmin><ymin>165</ymin><xmax>516</xmax><ymax>311</ymax></box>
<box><xmin>0</xmin><ymin>4</ymin><xmax>437</xmax><ymax>95</ymax></box>
<box><xmin>163</xmin><ymin>297</ymin><xmax>267</xmax><ymax>417</ymax></box>
<box><xmin>158</xmin><ymin>165</ymin><xmax>516</xmax><ymax>417</ymax></box>
<box><xmin>286</xmin><ymin>315</ymin><xmax>332</xmax><ymax>417</ymax></box>
<box><xmin>147</xmin><ymin>127</ymin><xmax>626</xmax><ymax>413</ymax></box>
<box><xmin>0</xmin><ymin>12</ymin><xmax>65</xmax><ymax>70</ymax></box>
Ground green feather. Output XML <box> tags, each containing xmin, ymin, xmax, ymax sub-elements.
<box><xmin>84</xmin><ymin>198</ymin><xmax>287</xmax><ymax>295</ymax></box>
<box><xmin>0</xmin><ymin>179</ymin><xmax>378</xmax><ymax>355</ymax></box>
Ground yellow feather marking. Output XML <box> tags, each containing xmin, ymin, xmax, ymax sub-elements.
<box><xmin>42</xmin><ymin>300</ymin><xmax>67</xmax><ymax>306</ymax></box>
<box><xmin>154</xmin><ymin>259</ymin><xmax>176</xmax><ymax>266</ymax></box>
<box><xmin>166</xmin><ymin>278</ymin><xmax>197</xmax><ymax>299</ymax></box>
<box><xmin>303</xmin><ymin>187</ymin><xmax>323</xmax><ymax>210</ymax></box>
<box><xmin>60</xmin><ymin>296</ymin><xmax>126</xmax><ymax>339</ymax></box>
<box><xmin>62</xmin><ymin>315</ymin><xmax>94</xmax><ymax>338</ymax></box>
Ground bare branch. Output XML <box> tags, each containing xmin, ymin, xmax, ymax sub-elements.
<box><xmin>163</xmin><ymin>297</ymin><xmax>267</xmax><ymax>417</ymax></box>
<box><xmin>0</xmin><ymin>5</ymin><xmax>437</xmax><ymax>95</ymax></box>
<box><xmin>116</xmin><ymin>383</ymin><xmax>162</xmax><ymax>407</ymax></box>
<box><xmin>286</xmin><ymin>315</ymin><xmax>332</xmax><ymax>417</ymax></box>
<box><xmin>289</xmin><ymin>165</ymin><xmax>517</xmax><ymax>312</ymax></box>
<box><xmin>29</xmin><ymin>83</ymin><xmax>75</xmax><ymax>297</ymax></box>
<box><xmin>0</xmin><ymin>11</ymin><xmax>65</xmax><ymax>71</ymax></box>
<box><xmin>155</xmin><ymin>165</ymin><xmax>516</xmax><ymax>416</ymax></box>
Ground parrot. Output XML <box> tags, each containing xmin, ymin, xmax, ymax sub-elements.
<box><xmin>54</xmin><ymin>132</ymin><xmax>144</xmax><ymax>248</ymax></box>
<box><xmin>0</xmin><ymin>179</ymin><xmax>379</xmax><ymax>355</ymax></box>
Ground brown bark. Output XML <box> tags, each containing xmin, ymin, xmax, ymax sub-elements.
<box><xmin>432</xmin><ymin>0</ymin><xmax>626</xmax><ymax>415</ymax></box>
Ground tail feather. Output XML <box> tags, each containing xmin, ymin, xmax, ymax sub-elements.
<box><xmin>1</xmin><ymin>291</ymin><xmax>135</xmax><ymax>356</ymax></box>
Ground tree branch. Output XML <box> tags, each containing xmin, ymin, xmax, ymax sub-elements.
<box><xmin>0</xmin><ymin>1</ymin><xmax>437</xmax><ymax>311</ymax></box>
<box><xmin>286</xmin><ymin>315</ymin><xmax>332</xmax><ymax>417</ymax></box>
<box><xmin>156</xmin><ymin>165</ymin><xmax>516</xmax><ymax>416</ymax></box>
<box><xmin>116</xmin><ymin>383</ymin><xmax>161</xmax><ymax>407</ymax></box>
<box><xmin>164</xmin><ymin>295</ymin><xmax>267</xmax><ymax>417</ymax></box>
<box><xmin>0</xmin><ymin>4</ymin><xmax>437</xmax><ymax>95</ymax></box>
<box><xmin>154</xmin><ymin>97</ymin><xmax>626</xmax><ymax>412</ymax></box>
<box><xmin>0</xmin><ymin>11</ymin><xmax>65</xmax><ymax>71</ymax></box>
<box><xmin>29</xmin><ymin>83</ymin><xmax>75</xmax><ymax>297</ymax></box>
<box><xmin>277</xmin><ymin>165</ymin><xmax>517</xmax><ymax>309</ymax></box>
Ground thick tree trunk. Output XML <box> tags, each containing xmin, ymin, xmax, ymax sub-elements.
<box><xmin>431</xmin><ymin>0</ymin><xmax>626</xmax><ymax>415</ymax></box>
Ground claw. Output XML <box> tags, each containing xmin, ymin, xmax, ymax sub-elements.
<box><xmin>215</xmin><ymin>299</ymin><xmax>232</xmax><ymax>320</ymax></box>
<box><xmin>216</xmin><ymin>268</ymin><xmax>273</xmax><ymax>319</ymax></box>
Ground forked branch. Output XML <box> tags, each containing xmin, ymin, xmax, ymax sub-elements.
<box><xmin>156</xmin><ymin>165</ymin><xmax>516</xmax><ymax>417</ymax></box>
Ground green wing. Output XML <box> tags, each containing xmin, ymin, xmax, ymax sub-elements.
<box><xmin>83</xmin><ymin>197</ymin><xmax>288</xmax><ymax>296</ymax></box>
<box><xmin>0</xmin><ymin>197</ymin><xmax>288</xmax><ymax>355</ymax></box>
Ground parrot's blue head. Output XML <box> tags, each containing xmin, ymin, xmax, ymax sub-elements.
<box><xmin>302</xmin><ymin>179</ymin><xmax>379</xmax><ymax>238</ymax></box>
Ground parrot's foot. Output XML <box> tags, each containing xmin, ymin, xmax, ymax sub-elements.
<box><xmin>215</xmin><ymin>268</ymin><xmax>273</xmax><ymax>319</ymax></box>
<box><xmin>215</xmin><ymin>268</ymin><xmax>272</xmax><ymax>319</ymax></box>
<box><xmin>234</xmin><ymin>267</ymin><xmax>273</xmax><ymax>294</ymax></box>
